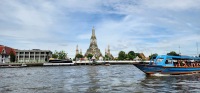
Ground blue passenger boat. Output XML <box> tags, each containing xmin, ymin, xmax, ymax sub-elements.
<box><xmin>133</xmin><ymin>55</ymin><xmax>200</xmax><ymax>75</ymax></box>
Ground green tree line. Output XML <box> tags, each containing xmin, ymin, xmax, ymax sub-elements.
<box><xmin>117</xmin><ymin>51</ymin><xmax>143</xmax><ymax>60</ymax></box>
<box><xmin>52</xmin><ymin>50</ymin><xmax>67</xmax><ymax>59</ymax></box>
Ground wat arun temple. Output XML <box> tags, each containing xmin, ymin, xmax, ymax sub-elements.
<box><xmin>76</xmin><ymin>27</ymin><xmax>113</xmax><ymax>59</ymax></box>
<box><xmin>85</xmin><ymin>27</ymin><xmax>102</xmax><ymax>58</ymax></box>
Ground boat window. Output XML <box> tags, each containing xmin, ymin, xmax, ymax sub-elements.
<box><xmin>165</xmin><ymin>59</ymin><xmax>173</xmax><ymax>64</ymax></box>
<box><xmin>156</xmin><ymin>58</ymin><xmax>164</xmax><ymax>62</ymax></box>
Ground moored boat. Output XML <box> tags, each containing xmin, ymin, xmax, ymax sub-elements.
<box><xmin>44</xmin><ymin>58</ymin><xmax>74</xmax><ymax>66</ymax></box>
<box><xmin>133</xmin><ymin>55</ymin><xmax>200</xmax><ymax>76</ymax></box>
<box><xmin>104</xmin><ymin>62</ymin><xmax>110</xmax><ymax>66</ymax></box>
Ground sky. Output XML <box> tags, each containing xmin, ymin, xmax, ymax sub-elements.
<box><xmin>0</xmin><ymin>0</ymin><xmax>200</xmax><ymax>58</ymax></box>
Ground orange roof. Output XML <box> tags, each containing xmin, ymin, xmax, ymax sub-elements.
<box><xmin>0</xmin><ymin>46</ymin><xmax>16</xmax><ymax>55</ymax></box>
<box><xmin>0</xmin><ymin>46</ymin><xmax>3</xmax><ymax>53</ymax></box>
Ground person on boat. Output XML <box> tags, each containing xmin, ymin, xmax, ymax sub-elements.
<box><xmin>186</xmin><ymin>60</ymin><xmax>191</xmax><ymax>67</ymax></box>
<box><xmin>177</xmin><ymin>60</ymin><xmax>181</xmax><ymax>67</ymax></box>
<box><xmin>198</xmin><ymin>61</ymin><xmax>200</xmax><ymax>67</ymax></box>
<box><xmin>165</xmin><ymin>60</ymin><xmax>168</xmax><ymax>64</ymax></box>
<box><xmin>179</xmin><ymin>60</ymin><xmax>184</xmax><ymax>66</ymax></box>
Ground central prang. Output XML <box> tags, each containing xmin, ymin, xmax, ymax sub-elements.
<box><xmin>85</xmin><ymin>27</ymin><xmax>102</xmax><ymax>58</ymax></box>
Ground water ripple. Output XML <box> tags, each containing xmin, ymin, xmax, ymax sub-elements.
<box><xmin>0</xmin><ymin>65</ymin><xmax>200</xmax><ymax>93</ymax></box>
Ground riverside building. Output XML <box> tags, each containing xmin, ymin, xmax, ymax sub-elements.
<box><xmin>15</xmin><ymin>49</ymin><xmax>52</xmax><ymax>63</ymax></box>
<box><xmin>0</xmin><ymin>45</ymin><xmax>16</xmax><ymax>63</ymax></box>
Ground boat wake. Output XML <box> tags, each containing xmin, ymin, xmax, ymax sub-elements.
<box><xmin>152</xmin><ymin>73</ymin><xmax>170</xmax><ymax>77</ymax></box>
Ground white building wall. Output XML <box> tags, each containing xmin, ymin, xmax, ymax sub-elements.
<box><xmin>16</xmin><ymin>50</ymin><xmax>52</xmax><ymax>63</ymax></box>
<box><xmin>0</xmin><ymin>55</ymin><xmax>2</xmax><ymax>63</ymax></box>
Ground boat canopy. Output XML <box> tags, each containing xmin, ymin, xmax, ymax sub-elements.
<box><xmin>152</xmin><ymin>55</ymin><xmax>200</xmax><ymax>66</ymax></box>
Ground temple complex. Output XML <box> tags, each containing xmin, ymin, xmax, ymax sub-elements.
<box><xmin>75</xmin><ymin>45</ymin><xmax>82</xmax><ymax>56</ymax></box>
<box><xmin>105</xmin><ymin>45</ymin><xmax>114</xmax><ymax>59</ymax></box>
<box><xmin>85</xmin><ymin>27</ymin><xmax>102</xmax><ymax>58</ymax></box>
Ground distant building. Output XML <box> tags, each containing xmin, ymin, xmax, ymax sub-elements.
<box><xmin>75</xmin><ymin>45</ymin><xmax>82</xmax><ymax>56</ymax></box>
<box><xmin>105</xmin><ymin>45</ymin><xmax>114</xmax><ymax>60</ymax></box>
<box><xmin>15</xmin><ymin>49</ymin><xmax>52</xmax><ymax>63</ymax></box>
<box><xmin>134</xmin><ymin>56</ymin><xmax>141</xmax><ymax>61</ymax></box>
<box><xmin>0</xmin><ymin>45</ymin><xmax>16</xmax><ymax>63</ymax></box>
<box><xmin>137</xmin><ymin>53</ymin><xmax>146</xmax><ymax>60</ymax></box>
<box><xmin>85</xmin><ymin>27</ymin><xmax>102</xmax><ymax>58</ymax></box>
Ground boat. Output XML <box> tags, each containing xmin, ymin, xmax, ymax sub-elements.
<box><xmin>48</xmin><ymin>59</ymin><xmax>73</xmax><ymax>63</ymax></box>
<box><xmin>133</xmin><ymin>55</ymin><xmax>200</xmax><ymax>76</ymax></box>
<box><xmin>21</xmin><ymin>63</ymin><xmax>27</xmax><ymax>67</ymax></box>
<box><xmin>44</xmin><ymin>59</ymin><xmax>74</xmax><ymax>66</ymax></box>
<box><xmin>104</xmin><ymin>62</ymin><xmax>110</xmax><ymax>66</ymax></box>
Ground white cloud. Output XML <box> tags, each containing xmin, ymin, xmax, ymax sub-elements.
<box><xmin>0</xmin><ymin>0</ymin><xmax>200</xmax><ymax>58</ymax></box>
<box><xmin>142</xmin><ymin>0</ymin><xmax>200</xmax><ymax>11</ymax></box>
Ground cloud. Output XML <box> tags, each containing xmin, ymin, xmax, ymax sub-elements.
<box><xmin>0</xmin><ymin>0</ymin><xmax>200</xmax><ymax>58</ymax></box>
<box><xmin>142</xmin><ymin>0</ymin><xmax>200</xmax><ymax>11</ymax></box>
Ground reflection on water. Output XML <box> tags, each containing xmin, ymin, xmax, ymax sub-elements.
<box><xmin>0</xmin><ymin>65</ymin><xmax>200</xmax><ymax>93</ymax></box>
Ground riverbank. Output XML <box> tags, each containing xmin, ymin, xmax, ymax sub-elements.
<box><xmin>0</xmin><ymin>61</ymin><xmax>150</xmax><ymax>67</ymax></box>
<box><xmin>0</xmin><ymin>63</ymin><xmax>43</xmax><ymax>67</ymax></box>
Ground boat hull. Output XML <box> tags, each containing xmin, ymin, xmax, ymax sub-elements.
<box><xmin>133</xmin><ymin>63</ymin><xmax>200</xmax><ymax>75</ymax></box>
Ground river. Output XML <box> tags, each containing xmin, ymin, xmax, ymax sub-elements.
<box><xmin>0</xmin><ymin>65</ymin><xmax>200</xmax><ymax>93</ymax></box>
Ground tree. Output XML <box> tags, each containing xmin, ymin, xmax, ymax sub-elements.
<box><xmin>105</xmin><ymin>54</ymin><xmax>114</xmax><ymax>60</ymax></box>
<box><xmin>9</xmin><ymin>51</ymin><xmax>16</xmax><ymax>62</ymax></box>
<box><xmin>87</xmin><ymin>54</ymin><xmax>93</xmax><ymax>59</ymax></box>
<box><xmin>118</xmin><ymin>51</ymin><xmax>126</xmax><ymax>60</ymax></box>
<box><xmin>167</xmin><ymin>51</ymin><xmax>179</xmax><ymax>56</ymax></box>
<box><xmin>149</xmin><ymin>53</ymin><xmax>158</xmax><ymax>60</ymax></box>
<box><xmin>52</xmin><ymin>50</ymin><xmax>67</xmax><ymax>59</ymax></box>
<box><xmin>58</xmin><ymin>50</ymin><xmax>67</xmax><ymax>59</ymax></box>
<box><xmin>128</xmin><ymin>51</ymin><xmax>135</xmax><ymax>60</ymax></box>
<box><xmin>104</xmin><ymin>55</ymin><xmax>109</xmax><ymax>60</ymax></box>
<box><xmin>52</xmin><ymin>50</ymin><xmax>59</xmax><ymax>58</ymax></box>
<box><xmin>76</xmin><ymin>54</ymin><xmax>83</xmax><ymax>58</ymax></box>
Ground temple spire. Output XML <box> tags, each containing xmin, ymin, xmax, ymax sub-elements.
<box><xmin>91</xmin><ymin>26</ymin><xmax>96</xmax><ymax>40</ymax></box>
<box><xmin>105</xmin><ymin>48</ymin><xmax>107</xmax><ymax>55</ymax></box>
<box><xmin>85</xmin><ymin>27</ymin><xmax>102</xmax><ymax>58</ymax></box>
<box><xmin>76</xmin><ymin>45</ymin><xmax>79</xmax><ymax>55</ymax></box>
<box><xmin>80</xmin><ymin>49</ymin><xmax>82</xmax><ymax>55</ymax></box>
<box><xmin>108</xmin><ymin>45</ymin><xmax>110</xmax><ymax>54</ymax></box>
<box><xmin>92</xmin><ymin>26</ymin><xmax>95</xmax><ymax>36</ymax></box>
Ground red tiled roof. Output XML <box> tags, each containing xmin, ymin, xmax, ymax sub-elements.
<box><xmin>0</xmin><ymin>46</ymin><xmax>16</xmax><ymax>55</ymax></box>
<box><xmin>0</xmin><ymin>46</ymin><xmax>3</xmax><ymax>53</ymax></box>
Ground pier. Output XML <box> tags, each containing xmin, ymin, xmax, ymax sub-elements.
<box><xmin>0</xmin><ymin>61</ymin><xmax>150</xmax><ymax>67</ymax></box>
<box><xmin>73</xmin><ymin>60</ymin><xmax>150</xmax><ymax>65</ymax></box>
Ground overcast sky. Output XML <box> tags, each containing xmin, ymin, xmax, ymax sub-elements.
<box><xmin>0</xmin><ymin>0</ymin><xmax>200</xmax><ymax>58</ymax></box>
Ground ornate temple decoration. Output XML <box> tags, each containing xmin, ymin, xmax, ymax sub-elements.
<box><xmin>85</xmin><ymin>27</ymin><xmax>102</xmax><ymax>58</ymax></box>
